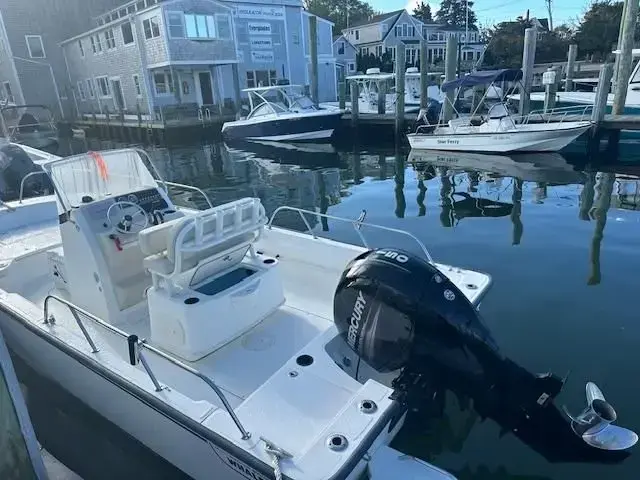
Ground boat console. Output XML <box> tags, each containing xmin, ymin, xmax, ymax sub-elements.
<box><xmin>44</xmin><ymin>149</ymin><xmax>284</xmax><ymax>360</ymax></box>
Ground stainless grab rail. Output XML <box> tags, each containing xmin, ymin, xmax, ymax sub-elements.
<box><xmin>267</xmin><ymin>206</ymin><xmax>434</xmax><ymax>263</ymax></box>
<box><xmin>42</xmin><ymin>294</ymin><xmax>251</xmax><ymax>440</ymax></box>
<box><xmin>19</xmin><ymin>170</ymin><xmax>50</xmax><ymax>204</ymax></box>
<box><xmin>164</xmin><ymin>181</ymin><xmax>214</xmax><ymax>209</ymax></box>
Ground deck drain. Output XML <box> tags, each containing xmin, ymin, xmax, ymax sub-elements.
<box><xmin>288</xmin><ymin>371</ymin><xmax>298</xmax><ymax>378</ymax></box>
<box><xmin>326</xmin><ymin>434</ymin><xmax>348</xmax><ymax>452</ymax></box>
<box><xmin>466</xmin><ymin>283</ymin><xmax>478</xmax><ymax>290</ymax></box>
<box><xmin>296</xmin><ymin>354</ymin><xmax>314</xmax><ymax>367</ymax></box>
<box><xmin>263</xmin><ymin>258</ymin><xmax>276</xmax><ymax>265</ymax></box>
<box><xmin>359</xmin><ymin>400</ymin><xmax>377</xmax><ymax>414</ymax></box>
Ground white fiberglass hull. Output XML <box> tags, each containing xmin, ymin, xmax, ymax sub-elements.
<box><xmin>407</xmin><ymin>123</ymin><xmax>592</xmax><ymax>153</ymax></box>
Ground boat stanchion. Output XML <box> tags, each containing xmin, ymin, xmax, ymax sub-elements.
<box><xmin>128</xmin><ymin>334</ymin><xmax>164</xmax><ymax>392</ymax></box>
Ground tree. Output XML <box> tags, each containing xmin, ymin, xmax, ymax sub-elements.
<box><xmin>304</xmin><ymin>0</ymin><xmax>376</xmax><ymax>33</ymax></box>
<box><xmin>436</xmin><ymin>0</ymin><xmax>477</xmax><ymax>28</ymax></box>
<box><xmin>413</xmin><ymin>1</ymin><xmax>433</xmax><ymax>23</ymax></box>
<box><xmin>482</xmin><ymin>17</ymin><xmax>570</xmax><ymax>68</ymax></box>
<box><xmin>573</xmin><ymin>1</ymin><xmax>623</xmax><ymax>59</ymax></box>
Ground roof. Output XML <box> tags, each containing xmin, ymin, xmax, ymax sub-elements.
<box><xmin>532</xmin><ymin>18</ymin><xmax>550</xmax><ymax>31</ymax></box>
<box><xmin>434</xmin><ymin>23</ymin><xmax>479</xmax><ymax>32</ymax></box>
<box><xmin>441</xmin><ymin>69</ymin><xmax>522</xmax><ymax>92</ymax></box>
<box><xmin>347</xmin><ymin>10</ymin><xmax>404</xmax><ymax>29</ymax></box>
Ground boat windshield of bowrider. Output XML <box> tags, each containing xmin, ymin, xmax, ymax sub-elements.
<box><xmin>408</xmin><ymin>69</ymin><xmax>594</xmax><ymax>153</ymax></box>
<box><xmin>0</xmin><ymin>148</ymin><xmax>635</xmax><ymax>480</ymax></box>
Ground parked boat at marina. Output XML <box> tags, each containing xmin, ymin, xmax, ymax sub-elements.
<box><xmin>408</xmin><ymin>69</ymin><xmax>593</xmax><ymax>153</ymax></box>
<box><xmin>221</xmin><ymin>85</ymin><xmax>343</xmax><ymax>142</ymax></box>
<box><xmin>0</xmin><ymin>105</ymin><xmax>59</xmax><ymax>154</ymax></box>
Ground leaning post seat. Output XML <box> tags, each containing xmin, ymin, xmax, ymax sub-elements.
<box><xmin>139</xmin><ymin>198</ymin><xmax>285</xmax><ymax>361</ymax></box>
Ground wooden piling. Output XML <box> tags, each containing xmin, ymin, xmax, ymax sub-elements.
<box><xmin>565</xmin><ymin>44</ymin><xmax>578</xmax><ymax>92</ymax></box>
<box><xmin>519</xmin><ymin>28</ymin><xmax>537</xmax><ymax>116</ymax></box>
<box><xmin>309</xmin><ymin>16</ymin><xmax>319</xmax><ymax>105</ymax></box>
<box><xmin>592</xmin><ymin>63</ymin><xmax>614</xmax><ymax>123</ymax></box>
<box><xmin>377</xmin><ymin>80</ymin><xmax>386</xmax><ymax>115</ymax></box>
<box><xmin>420</xmin><ymin>40</ymin><xmax>428</xmax><ymax>109</ymax></box>
<box><xmin>612</xmin><ymin>0</ymin><xmax>638</xmax><ymax>115</ymax></box>
<box><xmin>350</xmin><ymin>81</ymin><xmax>359</xmax><ymax>128</ymax></box>
<box><xmin>612</xmin><ymin>0</ymin><xmax>630</xmax><ymax>93</ymax></box>
<box><xmin>395</xmin><ymin>43</ymin><xmax>406</xmax><ymax>136</ymax></box>
<box><xmin>232</xmin><ymin>63</ymin><xmax>241</xmax><ymax>117</ymax></box>
<box><xmin>543</xmin><ymin>67</ymin><xmax>558</xmax><ymax>112</ymax></box>
<box><xmin>443</xmin><ymin>35</ymin><xmax>457</xmax><ymax>123</ymax></box>
<box><xmin>339</xmin><ymin>80</ymin><xmax>346</xmax><ymax>110</ymax></box>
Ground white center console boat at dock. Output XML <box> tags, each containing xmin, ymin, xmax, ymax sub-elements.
<box><xmin>0</xmin><ymin>147</ymin><xmax>635</xmax><ymax>480</ymax></box>
<box><xmin>408</xmin><ymin>69</ymin><xmax>593</xmax><ymax>153</ymax></box>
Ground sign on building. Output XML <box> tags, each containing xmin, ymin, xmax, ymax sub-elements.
<box><xmin>235</xmin><ymin>5</ymin><xmax>285</xmax><ymax>20</ymax></box>
<box><xmin>251</xmin><ymin>51</ymin><xmax>275</xmax><ymax>63</ymax></box>
<box><xmin>247</xmin><ymin>22</ymin><xmax>272</xmax><ymax>35</ymax></box>
<box><xmin>250</xmin><ymin>38</ymin><xmax>272</xmax><ymax>49</ymax></box>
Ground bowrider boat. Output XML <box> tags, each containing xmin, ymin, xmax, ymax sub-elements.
<box><xmin>221</xmin><ymin>85</ymin><xmax>343</xmax><ymax>142</ymax></box>
<box><xmin>408</xmin><ymin>69</ymin><xmax>593</xmax><ymax>153</ymax></box>
<box><xmin>0</xmin><ymin>105</ymin><xmax>59</xmax><ymax>153</ymax></box>
<box><xmin>1</xmin><ymin>147</ymin><xmax>636</xmax><ymax>479</ymax></box>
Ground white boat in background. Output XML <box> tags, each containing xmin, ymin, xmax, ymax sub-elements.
<box><xmin>221</xmin><ymin>85</ymin><xmax>343</xmax><ymax>142</ymax></box>
<box><xmin>408</xmin><ymin>69</ymin><xmax>593</xmax><ymax>153</ymax></box>
<box><xmin>404</xmin><ymin>67</ymin><xmax>445</xmax><ymax>106</ymax></box>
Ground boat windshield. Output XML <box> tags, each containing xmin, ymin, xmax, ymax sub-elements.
<box><xmin>46</xmin><ymin>149</ymin><xmax>157</xmax><ymax>209</ymax></box>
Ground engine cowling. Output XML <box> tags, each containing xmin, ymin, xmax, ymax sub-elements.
<box><xmin>333</xmin><ymin>248</ymin><xmax>497</xmax><ymax>374</ymax></box>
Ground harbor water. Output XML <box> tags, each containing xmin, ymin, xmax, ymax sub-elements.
<box><xmin>17</xmin><ymin>136</ymin><xmax>640</xmax><ymax>480</ymax></box>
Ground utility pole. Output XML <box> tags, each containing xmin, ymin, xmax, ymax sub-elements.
<box><xmin>545</xmin><ymin>0</ymin><xmax>553</xmax><ymax>32</ymax></box>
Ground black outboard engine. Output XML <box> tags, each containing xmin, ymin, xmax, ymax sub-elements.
<box><xmin>332</xmin><ymin>249</ymin><xmax>637</xmax><ymax>460</ymax></box>
<box><xmin>0</xmin><ymin>143</ymin><xmax>52</xmax><ymax>202</ymax></box>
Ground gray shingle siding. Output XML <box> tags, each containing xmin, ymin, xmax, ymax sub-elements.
<box><xmin>164</xmin><ymin>0</ymin><xmax>236</xmax><ymax>62</ymax></box>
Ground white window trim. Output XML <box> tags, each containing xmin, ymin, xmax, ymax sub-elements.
<box><xmin>76</xmin><ymin>81</ymin><xmax>86</xmax><ymax>101</ymax></box>
<box><xmin>121</xmin><ymin>22</ymin><xmax>136</xmax><ymax>46</ymax></box>
<box><xmin>96</xmin><ymin>75</ymin><xmax>111</xmax><ymax>98</ymax></box>
<box><xmin>25</xmin><ymin>35</ymin><xmax>46</xmax><ymax>59</ymax></box>
<box><xmin>78</xmin><ymin>40</ymin><xmax>84</xmax><ymax>57</ymax></box>
<box><xmin>143</xmin><ymin>16</ymin><xmax>161</xmax><ymax>40</ymax></box>
<box><xmin>153</xmin><ymin>72</ymin><xmax>173</xmax><ymax>96</ymax></box>
<box><xmin>166</xmin><ymin>11</ymin><xmax>185</xmax><ymax>39</ymax></box>
<box><xmin>105</xmin><ymin>29</ymin><xmax>116</xmax><ymax>50</ymax></box>
<box><xmin>132</xmin><ymin>74</ymin><xmax>142</xmax><ymax>97</ymax></box>
<box><xmin>86</xmin><ymin>78</ymin><xmax>95</xmax><ymax>98</ymax></box>
<box><xmin>215</xmin><ymin>13</ymin><xmax>231</xmax><ymax>40</ymax></box>
<box><xmin>110</xmin><ymin>76</ymin><xmax>126</xmax><ymax>110</ymax></box>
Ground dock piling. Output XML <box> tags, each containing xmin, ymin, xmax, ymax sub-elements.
<box><xmin>565</xmin><ymin>44</ymin><xmax>578</xmax><ymax>92</ymax></box>
<box><xmin>519</xmin><ymin>27</ymin><xmax>537</xmax><ymax>116</ymax></box>
<box><xmin>613</xmin><ymin>0</ymin><xmax>638</xmax><ymax>115</ymax></box>
<box><xmin>420</xmin><ymin>40</ymin><xmax>428</xmax><ymax>110</ymax></box>
<box><xmin>395</xmin><ymin>43</ymin><xmax>406</xmax><ymax>136</ymax></box>
<box><xmin>378</xmin><ymin>80</ymin><xmax>386</xmax><ymax>115</ymax></box>
<box><xmin>543</xmin><ymin>67</ymin><xmax>559</xmax><ymax>112</ymax></box>
<box><xmin>592</xmin><ymin>63</ymin><xmax>614</xmax><ymax>123</ymax></box>
<box><xmin>309</xmin><ymin>16</ymin><xmax>319</xmax><ymax>105</ymax></box>
<box><xmin>443</xmin><ymin>35</ymin><xmax>458</xmax><ymax>123</ymax></box>
<box><xmin>350</xmin><ymin>81</ymin><xmax>359</xmax><ymax>128</ymax></box>
<box><xmin>339</xmin><ymin>80</ymin><xmax>346</xmax><ymax>110</ymax></box>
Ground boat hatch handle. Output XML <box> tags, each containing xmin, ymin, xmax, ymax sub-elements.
<box><xmin>19</xmin><ymin>171</ymin><xmax>50</xmax><ymax>204</ymax></box>
<box><xmin>42</xmin><ymin>294</ymin><xmax>251</xmax><ymax>440</ymax></box>
<box><xmin>267</xmin><ymin>206</ymin><xmax>434</xmax><ymax>264</ymax></box>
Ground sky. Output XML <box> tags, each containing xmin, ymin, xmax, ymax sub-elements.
<box><xmin>368</xmin><ymin>0</ymin><xmax>589</xmax><ymax>28</ymax></box>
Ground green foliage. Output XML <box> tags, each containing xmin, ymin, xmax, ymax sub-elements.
<box><xmin>304</xmin><ymin>0</ymin><xmax>375</xmax><ymax>33</ymax></box>
<box><xmin>482</xmin><ymin>17</ymin><xmax>570</xmax><ymax>68</ymax></box>
<box><xmin>573</xmin><ymin>1</ymin><xmax>630</xmax><ymax>60</ymax></box>
<box><xmin>436</xmin><ymin>0</ymin><xmax>477</xmax><ymax>28</ymax></box>
<box><xmin>413</xmin><ymin>1</ymin><xmax>433</xmax><ymax>23</ymax></box>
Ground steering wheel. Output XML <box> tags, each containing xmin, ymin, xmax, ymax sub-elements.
<box><xmin>107</xmin><ymin>201</ymin><xmax>149</xmax><ymax>234</ymax></box>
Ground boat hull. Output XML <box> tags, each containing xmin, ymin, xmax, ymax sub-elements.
<box><xmin>222</xmin><ymin>111</ymin><xmax>342</xmax><ymax>142</ymax></box>
<box><xmin>407</xmin><ymin>124</ymin><xmax>592</xmax><ymax>153</ymax></box>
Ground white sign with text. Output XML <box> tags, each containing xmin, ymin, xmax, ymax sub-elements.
<box><xmin>235</xmin><ymin>5</ymin><xmax>285</xmax><ymax>20</ymax></box>
<box><xmin>247</xmin><ymin>22</ymin><xmax>272</xmax><ymax>35</ymax></box>
<box><xmin>251</xmin><ymin>51</ymin><xmax>275</xmax><ymax>63</ymax></box>
<box><xmin>250</xmin><ymin>37</ymin><xmax>272</xmax><ymax>49</ymax></box>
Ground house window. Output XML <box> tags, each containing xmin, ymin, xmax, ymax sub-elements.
<box><xmin>215</xmin><ymin>14</ymin><xmax>231</xmax><ymax>40</ymax></box>
<box><xmin>375</xmin><ymin>45</ymin><xmax>383</xmax><ymax>57</ymax></box>
<box><xmin>91</xmin><ymin>34</ymin><xmax>103</xmax><ymax>53</ymax></box>
<box><xmin>86</xmin><ymin>78</ymin><xmax>95</xmax><ymax>98</ymax></box>
<box><xmin>78</xmin><ymin>40</ymin><xmax>84</xmax><ymax>57</ymax></box>
<box><xmin>133</xmin><ymin>74</ymin><xmax>142</xmax><ymax>96</ymax></box>
<box><xmin>121</xmin><ymin>23</ymin><xmax>134</xmax><ymax>44</ymax></box>
<box><xmin>167</xmin><ymin>12</ymin><xmax>184</xmax><ymax>38</ymax></box>
<box><xmin>402</xmin><ymin>24</ymin><xmax>408</xmax><ymax>37</ymax></box>
<box><xmin>3</xmin><ymin>82</ymin><xmax>13</xmax><ymax>102</ymax></box>
<box><xmin>143</xmin><ymin>16</ymin><xmax>161</xmax><ymax>39</ymax></box>
<box><xmin>90</xmin><ymin>36</ymin><xmax>96</xmax><ymax>53</ymax></box>
<box><xmin>246</xmin><ymin>71</ymin><xmax>255</xmax><ymax>88</ymax></box>
<box><xmin>348</xmin><ymin>62</ymin><xmax>355</xmax><ymax>72</ymax></box>
<box><xmin>105</xmin><ymin>29</ymin><xmax>116</xmax><ymax>49</ymax></box>
<box><xmin>395</xmin><ymin>25</ymin><xmax>401</xmax><ymax>37</ymax></box>
<box><xmin>246</xmin><ymin>70</ymin><xmax>277</xmax><ymax>88</ymax></box>
<box><xmin>184</xmin><ymin>14</ymin><xmax>217</xmax><ymax>39</ymax></box>
<box><xmin>338</xmin><ymin>41</ymin><xmax>345</xmax><ymax>55</ymax></box>
<box><xmin>153</xmin><ymin>72</ymin><xmax>174</xmax><ymax>95</ymax></box>
<box><xmin>355</xmin><ymin>30</ymin><xmax>359</xmax><ymax>40</ymax></box>
<box><xmin>411</xmin><ymin>26</ymin><xmax>415</xmax><ymax>37</ymax></box>
<box><xmin>96</xmin><ymin>76</ymin><xmax>111</xmax><ymax>97</ymax></box>
<box><xmin>77</xmin><ymin>81</ymin><xmax>86</xmax><ymax>101</ymax></box>
<box><xmin>25</xmin><ymin>35</ymin><xmax>45</xmax><ymax>58</ymax></box>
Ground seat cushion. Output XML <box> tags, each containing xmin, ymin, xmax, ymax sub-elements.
<box><xmin>139</xmin><ymin>217</ymin><xmax>186</xmax><ymax>256</ymax></box>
